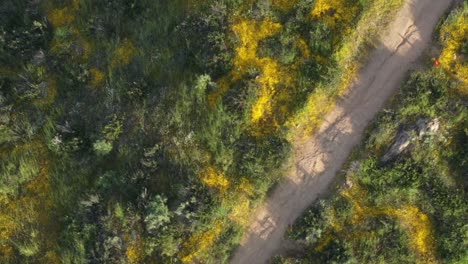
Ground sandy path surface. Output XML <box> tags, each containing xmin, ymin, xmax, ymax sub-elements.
<box><xmin>231</xmin><ymin>0</ymin><xmax>453</xmax><ymax>263</ymax></box>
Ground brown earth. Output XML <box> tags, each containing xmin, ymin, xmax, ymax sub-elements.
<box><xmin>230</xmin><ymin>0</ymin><xmax>454</xmax><ymax>263</ymax></box>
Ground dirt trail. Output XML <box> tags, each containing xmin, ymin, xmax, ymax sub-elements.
<box><xmin>230</xmin><ymin>0</ymin><xmax>453</xmax><ymax>263</ymax></box>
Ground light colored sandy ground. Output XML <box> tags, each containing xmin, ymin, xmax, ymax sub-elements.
<box><xmin>231</xmin><ymin>0</ymin><xmax>453</xmax><ymax>263</ymax></box>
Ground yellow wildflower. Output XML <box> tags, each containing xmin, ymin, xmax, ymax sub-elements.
<box><xmin>90</xmin><ymin>68</ymin><xmax>105</xmax><ymax>88</ymax></box>
<box><xmin>339</xmin><ymin>183</ymin><xmax>437</xmax><ymax>262</ymax></box>
<box><xmin>110</xmin><ymin>40</ymin><xmax>137</xmax><ymax>69</ymax></box>
<box><xmin>229</xmin><ymin>196</ymin><xmax>251</xmax><ymax>226</ymax></box>
<box><xmin>126</xmin><ymin>235</ymin><xmax>144</xmax><ymax>264</ymax></box>
<box><xmin>311</xmin><ymin>0</ymin><xmax>360</xmax><ymax>28</ymax></box>
<box><xmin>48</xmin><ymin>7</ymin><xmax>75</xmax><ymax>28</ymax></box>
<box><xmin>180</xmin><ymin>221</ymin><xmax>224</xmax><ymax>263</ymax></box>
<box><xmin>238</xmin><ymin>178</ymin><xmax>254</xmax><ymax>196</ymax></box>
<box><xmin>200</xmin><ymin>166</ymin><xmax>230</xmax><ymax>194</ymax></box>
<box><xmin>439</xmin><ymin>7</ymin><xmax>468</xmax><ymax>94</ymax></box>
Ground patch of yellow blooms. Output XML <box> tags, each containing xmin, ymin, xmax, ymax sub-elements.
<box><xmin>0</xmin><ymin>140</ymin><xmax>59</xmax><ymax>263</ymax></box>
<box><xmin>227</xmin><ymin>177</ymin><xmax>255</xmax><ymax>227</ymax></box>
<box><xmin>384</xmin><ymin>206</ymin><xmax>435</xmax><ymax>261</ymax></box>
<box><xmin>200</xmin><ymin>166</ymin><xmax>231</xmax><ymax>195</ymax></box>
<box><xmin>210</xmin><ymin>19</ymin><xmax>287</xmax><ymax>134</ymax></box>
<box><xmin>0</xmin><ymin>195</ymin><xmax>15</xmax><ymax>260</ymax></box>
<box><xmin>237</xmin><ymin>177</ymin><xmax>255</xmax><ymax>196</ymax></box>
<box><xmin>210</xmin><ymin>0</ymin><xmax>377</xmax><ymax>137</ymax></box>
<box><xmin>209</xmin><ymin>18</ymin><xmax>311</xmax><ymax>135</ymax></box>
<box><xmin>439</xmin><ymin>6</ymin><xmax>468</xmax><ymax>94</ymax></box>
<box><xmin>125</xmin><ymin>234</ymin><xmax>144</xmax><ymax>264</ymax></box>
<box><xmin>180</xmin><ymin>221</ymin><xmax>224</xmax><ymax>263</ymax></box>
<box><xmin>46</xmin><ymin>2</ymin><xmax>92</xmax><ymax>62</ymax></box>
<box><xmin>90</xmin><ymin>68</ymin><xmax>105</xmax><ymax>88</ymax></box>
<box><xmin>44</xmin><ymin>0</ymin><xmax>81</xmax><ymax>27</ymax></box>
<box><xmin>311</xmin><ymin>0</ymin><xmax>360</xmax><ymax>29</ymax></box>
<box><xmin>339</xmin><ymin>183</ymin><xmax>436</xmax><ymax>262</ymax></box>
<box><xmin>208</xmin><ymin>19</ymin><xmax>282</xmax><ymax>106</ymax></box>
<box><xmin>110</xmin><ymin>40</ymin><xmax>137</xmax><ymax>69</ymax></box>
<box><xmin>180</xmin><ymin>166</ymin><xmax>255</xmax><ymax>262</ymax></box>
<box><xmin>47</xmin><ymin>7</ymin><xmax>75</xmax><ymax>28</ymax></box>
<box><xmin>228</xmin><ymin>195</ymin><xmax>252</xmax><ymax>227</ymax></box>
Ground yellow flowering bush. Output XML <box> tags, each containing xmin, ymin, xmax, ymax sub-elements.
<box><xmin>439</xmin><ymin>7</ymin><xmax>468</xmax><ymax>94</ymax></box>
<box><xmin>228</xmin><ymin>178</ymin><xmax>255</xmax><ymax>226</ymax></box>
<box><xmin>90</xmin><ymin>68</ymin><xmax>105</xmax><ymax>88</ymax></box>
<box><xmin>47</xmin><ymin>3</ymin><xmax>92</xmax><ymax>62</ymax></box>
<box><xmin>237</xmin><ymin>177</ymin><xmax>254</xmax><ymax>196</ymax></box>
<box><xmin>338</xmin><ymin>183</ymin><xmax>436</xmax><ymax>262</ymax></box>
<box><xmin>179</xmin><ymin>162</ymin><xmax>255</xmax><ymax>260</ymax></box>
<box><xmin>209</xmin><ymin>18</ymin><xmax>313</xmax><ymax>135</ymax></box>
<box><xmin>47</xmin><ymin>7</ymin><xmax>75</xmax><ymax>28</ymax></box>
<box><xmin>0</xmin><ymin>140</ymin><xmax>58</xmax><ymax>263</ymax></box>
<box><xmin>200</xmin><ymin>166</ymin><xmax>230</xmax><ymax>194</ymax></box>
<box><xmin>180</xmin><ymin>221</ymin><xmax>224</xmax><ymax>263</ymax></box>
<box><xmin>181</xmin><ymin>167</ymin><xmax>255</xmax><ymax>260</ymax></box>
<box><xmin>206</xmin><ymin>12</ymin><xmax>322</xmax><ymax>136</ymax></box>
<box><xmin>208</xmin><ymin>19</ymin><xmax>285</xmax><ymax>133</ymax></box>
<box><xmin>44</xmin><ymin>0</ymin><xmax>82</xmax><ymax>28</ymax></box>
<box><xmin>126</xmin><ymin>235</ymin><xmax>144</xmax><ymax>264</ymax></box>
<box><xmin>232</xmin><ymin>19</ymin><xmax>282</xmax><ymax>70</ymax></box>
<box><xmin>235</xmin><ymin>20</ymin><xmax>312</xmax><ymax>133</ymax></box>
<box><xmin>384</xmin><ymin>206</ymin><xmax>435</xmax><ymax>261</ymax></box>
<box><xmin>110</xmin><ymin>40</ymin><xmax>137</xmax><ymax>69</ymax></box>
<box><xmin>0</xmin><ymin>195</ymin><xmax>16</xmax><ymax>261</ymax></box>
<box><xmin>311</xmin><ymin>0</ymin><xmax>360</xmax><ymax>28</ymax></box>
<box><xmin>229</xmin><ymin>196</ymin><xmax>251</xmax><ymax>227</ymax></box>
<box><xmin>49</xmin><ymin>28</ymin><xmax>92</xmax><ymax>62</ymax></box>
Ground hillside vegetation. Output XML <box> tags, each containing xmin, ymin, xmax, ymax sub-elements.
<box><xmin>0</xmin><ymin>0</ymin><xmax>412</xmax><ymax>263</ymax></box>
<box><xmin>279</xmin><ymin>3</ymin><xmax>467</xmax><ymax>263</ymax></box>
